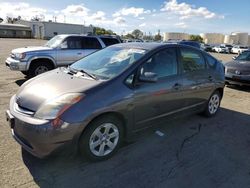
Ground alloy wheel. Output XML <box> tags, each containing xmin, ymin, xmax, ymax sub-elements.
<box><xmin>208</xmin><ymin>94</ymin><xmax>220</xmax><ymax>114</ymax></box>
<box><xmin>89</xmin><ymin>123</ymin><xmax>119</xmax><ymax>157</ymax></box>
<box><xmin>35</xmin><ymin>66</ymin><xmax>49</xmax><ymax>75</ymax></box>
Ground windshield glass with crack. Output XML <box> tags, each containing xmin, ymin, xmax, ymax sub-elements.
<box><xmin>70</xmin><ymin>47</ymin><xmax>147</xmax><ymax>80</ymax></box>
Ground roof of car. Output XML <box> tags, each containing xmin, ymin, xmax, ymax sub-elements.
<box><xmin>57</xmin><ymin>34</ymin><xmax>118</xmax><ymax>39</ymax></box>
<box><xmin>112</xmin><ymin>42</ymin><xmax>176</xmax><ymax>50</ymax></box>
<box><xmin>111</xmin><ymin>42</ymin><xmax>202</xmax><ymax>51</ymax></box>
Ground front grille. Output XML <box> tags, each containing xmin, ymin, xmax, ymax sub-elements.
<box><xmin>226</xmin><ymin>68</ymin><xmax>235</xmax><ymax>74</ymax></box>
<box><xmin>226</xmin><ymin>68</ymin><xmax>250</xmax><ymax>75</ymax></box>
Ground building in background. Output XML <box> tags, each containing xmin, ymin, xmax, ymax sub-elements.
<box><xmin>224</xmin><ymin>34</ymin><xmax>238</xmax><ymax>44</ymax></box>
<box><xmin>200</xmin><ymin>33</ymin><xmax>224</xmax><ymax>44</ymax></box>
<box><xmin>200</xmin><ymin>32</ymin><xmax>249</xmax><ymax>45</ymax></box>
<box><xmin>163</xmin><ymin>32</ymin><xmax>190</xmax><ymax>41</ymax></box>
<box><xmin>15</xmin><ymin>20</ymin><xmax>93</xmax><ymax>39</ymax></box>
<box><xmin>231</xmin><ymin>32</ymin><xmax>248</xmax><ymax>46</ymax></box>
<box><xmin>0</xmin><ymin>23</ymin><xmax>31</xmax><ymax>38</ymax></box>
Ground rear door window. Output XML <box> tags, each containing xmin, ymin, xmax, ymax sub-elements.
<box><xmin>179</xmin><ymin>47</ymin><xmax>206</xmax><ymax>72</ymax></box>
<box><xmin>81</xmin><ymin>37</ymin><xmax>102</xmax><ymax>49</ymax></box>
<box><xmin>140</xmin><ymin>48</ymin><xmax>178</xmax><ymax>78</ymax></box>
<box><xmin>100</xmin><ymin>37</ymin><xmax>120</xmax><ymax>46</ymax></box>
<box><xmin>65</xmin><ymin>36</ymin><xmax>82</xmax><ymax>49</ymax></box>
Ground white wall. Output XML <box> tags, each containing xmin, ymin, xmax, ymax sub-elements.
<box><xmin>16</xmin><ymin>20</ymin><xmax>93</xmax><ymax>39</ymax></box>
<box><xmin>16</xmin><ymin>20</ymin><xmax>44</xmax><ymax>38</ymax></box>
<box><xmin>44</xmin><ymin>22</ymin><xmax>93</xmax><ymax>39</ymax></box>
<box><xmin>231</xmin><ymin>32</ymin><xmax>248</xmax><ymax>46</ymax></box>
<box><xmin>200</xmin><ymin>33</ymin><xmax>224</xmax><ymax>44</ymax></box>
<box><xmin>163</xmin><ymin>32</ymin><xmax>190</xmax><ymax>41</ymax></box>
<box><xmin>224</xmin><ymin>35</ymin><xmax>238</xmax><ymax>44</ymax></box>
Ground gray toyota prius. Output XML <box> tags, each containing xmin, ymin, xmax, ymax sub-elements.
<box><xmin>6</xmin><ymin>43</ymin><xmax>225</xmax><ymax>161</ymax></box>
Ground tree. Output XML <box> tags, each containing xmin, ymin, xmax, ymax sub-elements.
<box><xmin>31</xmin><ymin>15</ymin><xmax>45</xmax><ymax>21</ymax></box>
<box><xmin>154</xmin><ymin>34</ymin><xmax>162</xmax><ymax>41</ymax></box>
<box><xmin>123</xmin><ymin>33</ymin><xmax>135</xmax><ymax>39</ymax></box>
<box><xmin>94</xmin><ymin>27</ymin><xmax>116</xmax><ymax>35</ymax></box>
<box><xmin>6</xmin><ymin>16</ymin><xmax>21</xmax><ymax>23</ymax></box>
<box><xmin>131</xmin><ymin>29</ymin><xmax>143</xmax><ymax>39</ymax></box>
<box><xmin>190</xmin><ymin>35</ymin><xmax>203</xmax><ymax>43</ymax></box>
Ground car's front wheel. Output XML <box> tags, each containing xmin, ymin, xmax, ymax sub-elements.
<box><xmin>79</xmin><ymin>115</ymin><xmax>124</xmax><ymax>161</ymax></box>
<box><xmin>28</xmin><ymin>61</ymin><xmax>53</xmax><ymax>77</ymax></box>
<box><xmin>203</xmin><ymin>91</ymin><xmax>221</xmax><ymax>117</ymax></box>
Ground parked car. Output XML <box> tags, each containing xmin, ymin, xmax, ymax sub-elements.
<box><xmin>213</xmin><ymin>45</ymin><xmax>229</xmax><ymax>53</ymax></box>
<box><xmin>178</xmin><ymin>40</ymin><xmax>201</xmax><ymax>49</ymax></box>
<box><xmin>220</xmin><ymin>44</ymin><xmax>233</xmax><ymax>53</ymax></box>
<box><xmin>225</xmin><ymin>50</ymin><xmax>250</xmax><ymax>86</ymax></box>
<box><xmin>5</xmin><ymin>34</ymin><xmax>122</xmax><ymax>77</ymax></box>
<box><xmin>231</xmin><ymin>45</ymin><xmax>249</xmax><ymax>54</ymax></box>
<box><xmin>201</xmin><ymin>44</ymin><xmax>213</xmax><ymax>52</ymax></box>
<box><xmin>6</xmin><ymin>43</ymin><xmax>225</xmax><ymax>161</ymax></box>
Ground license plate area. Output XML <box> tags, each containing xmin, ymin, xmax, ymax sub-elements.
<box><xmin>6</xmin><ymin>110</ymin><xmax>15</xmax><ymax>128</ymax></box>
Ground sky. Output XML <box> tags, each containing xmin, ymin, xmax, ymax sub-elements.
<box><xmin>0</xmin><ymin>0</ymin><xmax>250</xmax><ymax>35</ymax></box>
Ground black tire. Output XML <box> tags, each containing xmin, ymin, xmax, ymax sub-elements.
<box><xmin>28</xmin><ymin>61</ymin><xmax>53</xmax><ymax>77</ymax></box>
<box><xmin>78</xmin><ymin>115</ymin><xmax>124</xmax><ymax>162</ymax></box>
<box><xmin>203</xmin><ymin>91</ymin><xmax>221</xmax><ymax>117</ymax></box>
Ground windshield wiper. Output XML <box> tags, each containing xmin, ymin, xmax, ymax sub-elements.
<box><xmin>67</xmin><ymin>66</ymin><xmax>98</xmax><ymax>80</ymax></box>
<box><xmin>78</xmin><ymin>69</ymin><xmax>98</xmax><ymax>80</ymax></box>
<box><xmin>67</xmin><ymin>66</ymin><xmax>77</xmax><ymax>74</ymax></box>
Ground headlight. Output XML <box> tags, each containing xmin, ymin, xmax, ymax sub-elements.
<box><xmin>15</xmin><ymin>53</ymin><xmax>26</xmax><ymax>59</ymax></box>
<box><xmin>34</xmin><ymin>93</ymin><xmax>84</xmax><ymax>120</ymax></box>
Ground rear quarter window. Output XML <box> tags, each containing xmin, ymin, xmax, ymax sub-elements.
<box><xmin>100</xmin><ymin>37</ymin><xmax>120</xmax><ymax>46</ymax></box>
<box><xmin>82</xmin><ymin>37</ymin><xmax>102</xmax><ymax>49</ymax></box>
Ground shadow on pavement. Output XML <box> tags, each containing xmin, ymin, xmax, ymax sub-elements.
<box><xmin>15</xmin><ymin>78</ymin><xmax>29</xmax><ymax>86</ymax></box>
<box><xmin>226</xmin><ymin>85</ymin><xmax>250</xmax><ymax>92</ymax></box>
<box><xmin>22</xmin><ymin>108</ymin><xmax>250</xmax><ymax>188</ymax></box>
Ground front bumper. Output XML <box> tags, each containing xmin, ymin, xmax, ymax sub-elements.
<box><xmin>5</xmin><ymin>57</ymin><xmax>28</xmax><ymax>71</ymax></box>
<box><xmin>6</xmin><ymin>96</ymin><xmax>82</xmax><ymax>158</ymax></box>
<box><xmin>225</xmin><ymin>74</ymin><xmax>250</xmax><ymax>86</ymax></box>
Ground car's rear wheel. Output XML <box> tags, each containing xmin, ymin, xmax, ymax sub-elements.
<box><xmin>79</xmin><ymin>115</ymin><xmax>124</xmax><ymax>161</ymax></box>
<box><xmin>28</xmin><ymin>61</ymin><xmax>53</xmax><ymax>77</ymax></box>
<box><xmin>203</xmin><ymin>91</ymin><xmax>221</xmax><ymax>117</ymax></box>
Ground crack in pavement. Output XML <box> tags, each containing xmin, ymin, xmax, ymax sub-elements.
<box><xmin>177</xmin><ymin>123</ymin><xmax>202</xmax><ymax>161</ymax></box>
<box><xmin>167</xmin><ymin>123</ymin><xmax>203</xmax><ymax>178</ymax></box>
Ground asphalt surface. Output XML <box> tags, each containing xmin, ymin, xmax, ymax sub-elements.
<box><xmin>0</xmin><ymin>38</ymin><xmax>250</xmax><ymax>188</ymax></box>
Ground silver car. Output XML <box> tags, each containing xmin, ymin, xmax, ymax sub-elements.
<box><xmin>5</xmin><ymin>34</ymin><xmax>121</xmax><ymax>77</ymax></box>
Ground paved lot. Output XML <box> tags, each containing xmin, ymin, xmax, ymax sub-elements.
<box><xmin>0</xmin><ymin>38</ymin><xmax>250</xmax><ymax>188</ymax></box>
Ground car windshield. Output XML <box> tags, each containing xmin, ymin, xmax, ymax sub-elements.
<box><xmin>240</xmin><ymin>46</ymin><xmax>248</xmax><ymax>49</ymax></box>
<box><xmin>235</xmin><ymin>51</ymin><xmax>250</xmax><ymax>61</ymax></box>
<box><xmin>70</xmin><ymin>47</ymin><xmax>147</xmax><ymax>80</ymax></box>
<box><xmin>44</xmin><ymin>35</ymin><xmax>65</xmax><ymax>48</ymax></box>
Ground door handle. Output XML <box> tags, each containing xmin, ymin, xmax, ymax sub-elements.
<box><xmin>173</xmin><ymin>83</ymin><xmax>182</xmax><ymax>90</ymax></box>
<box><xmin>77</xmin><ymin>52</ymin><xmax>82</xmax><ymax>55</ymax></box>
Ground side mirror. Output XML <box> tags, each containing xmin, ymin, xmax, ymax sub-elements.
<box><xmin>232</xmin><ymin>56</ymin><xmax>237</xmax><ymax>60</ymax></box>
<box><xmin>139</xmin><ymin>72</ymin><xmax>158</xmax><ymax>83</ymax></box>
